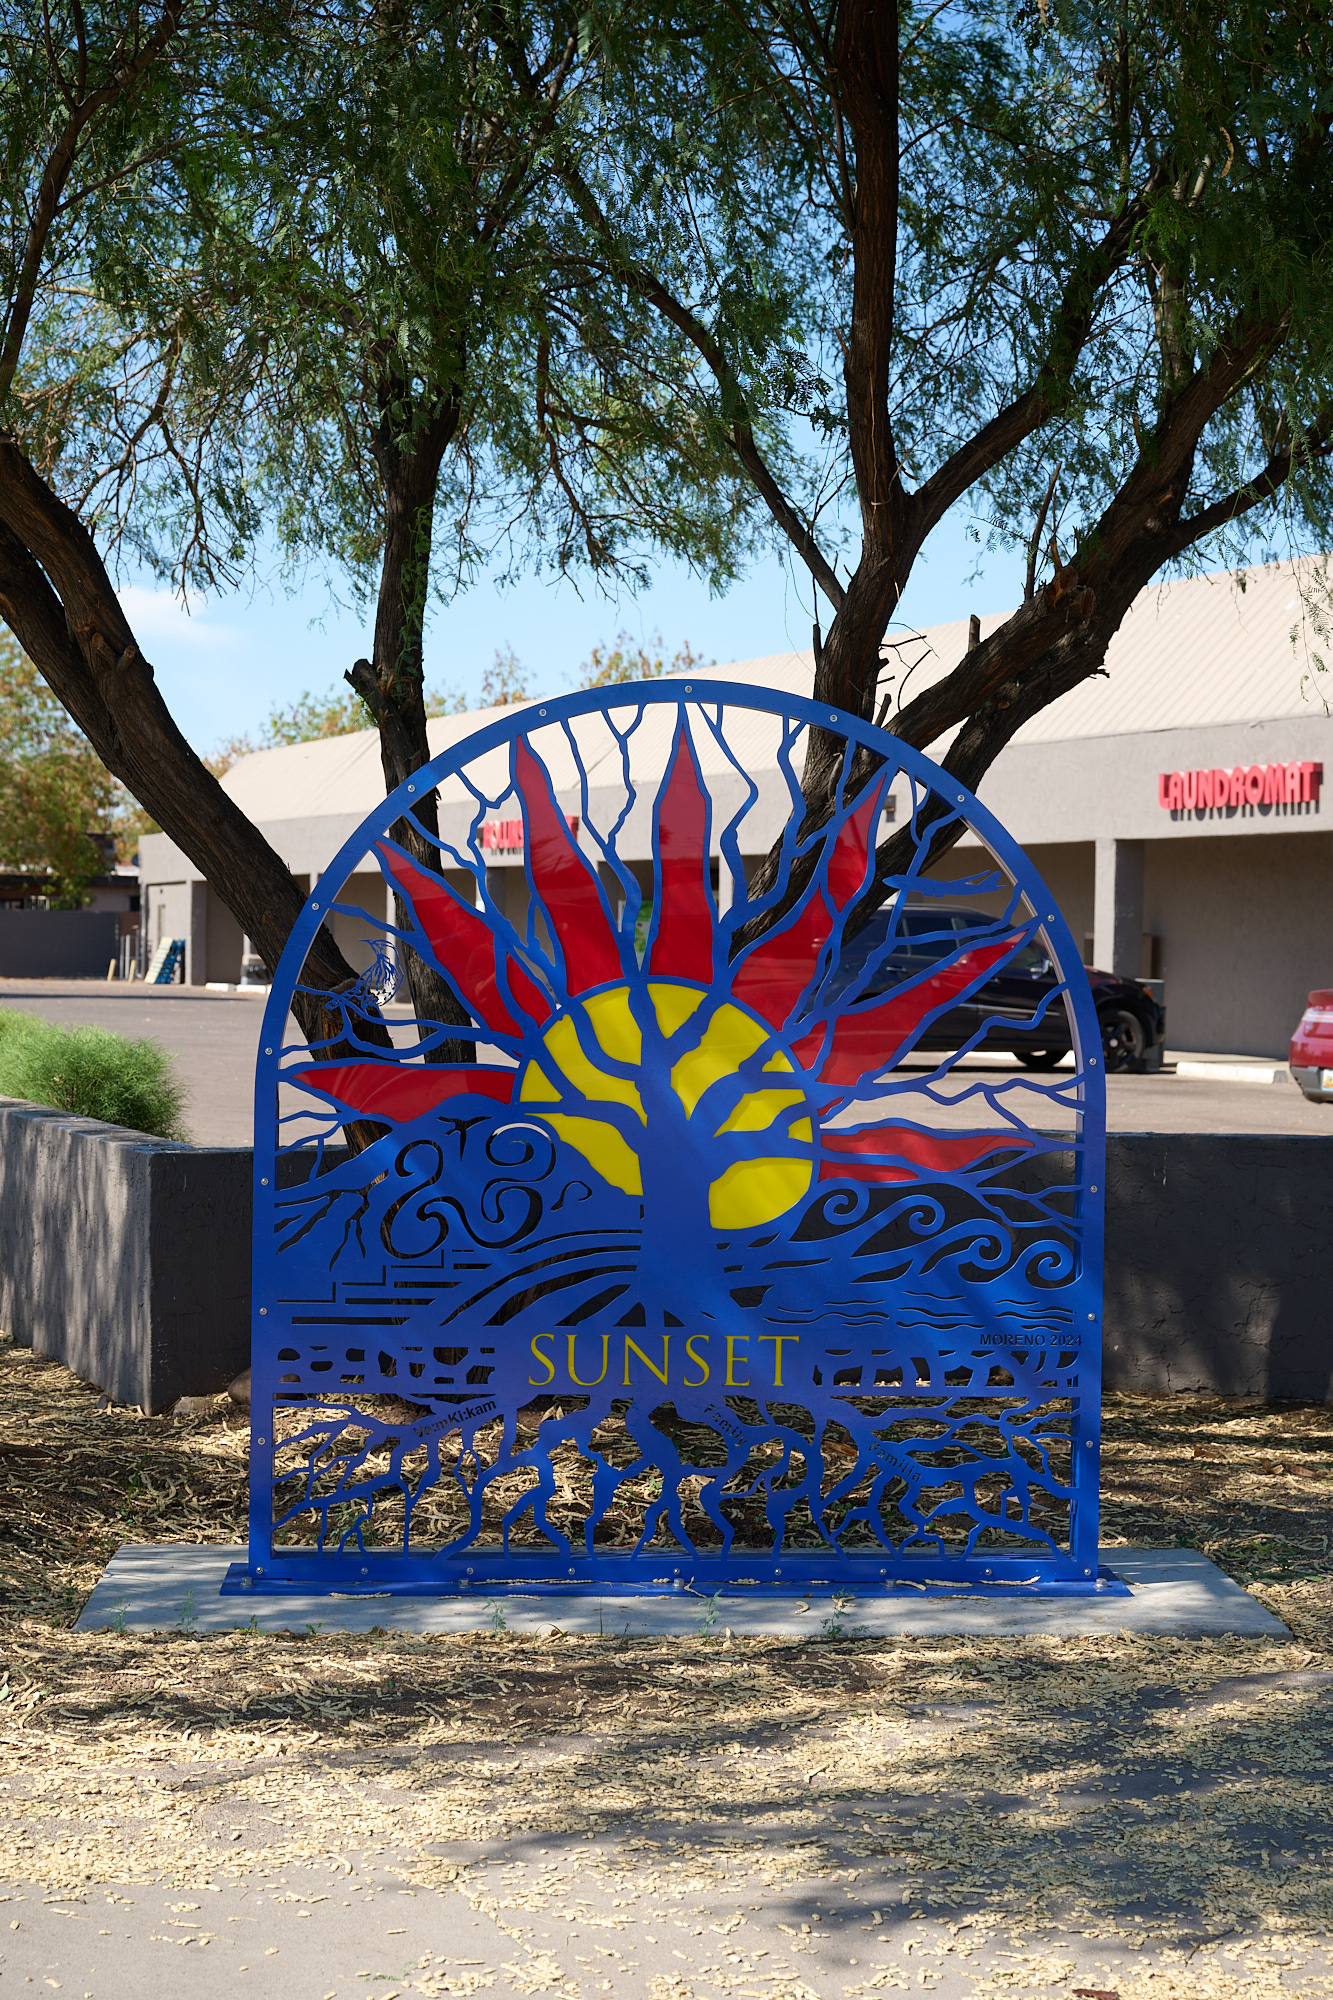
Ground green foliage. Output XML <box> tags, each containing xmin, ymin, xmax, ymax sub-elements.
<box><xmin>210</xmin><ymin>7</ymin><xmax>798</xmax><ymax>606</ymax></box>
<box><xmin>0</xmin><ymin>1</ymin><xmax>809</xmax><ymax>614</ymax></box>
<box><xmin>0</xmin><ymin>1009</ymin><xmax>190</xmax><ymax>1140</ymax></box>
<box><xmin>0</xmin><ymin>634</ymin><xmax>121</xmax><ymax>905</ymax></box>
<box><xmin>5</xmin><ymin>0</ymin><xmax>1331</xmax><ymax>952</ymax></box>
<box><xmin>262</xmin><ymin>685</ymin><xmax>378</xmax><ymax>747</ymax></box>
<box><xmin>885</xmin><ymin>0</ymin><xmax>1333</xmax><ymax>576</ymax></box>
<box><xmin>478</xmin><ymin>648</ymin><xmax>531</xmax><ymax>708</ymax></box>
<box><xmin>575</xmin><ymin>633</ymin><xmax>711</xmax><ymax>690</ymax></box>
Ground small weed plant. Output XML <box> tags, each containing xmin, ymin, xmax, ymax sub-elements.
<box><xmin>820</xmin><ymin>1591</ymin><xmax>860</xmax><ymax>1641</ymax></box>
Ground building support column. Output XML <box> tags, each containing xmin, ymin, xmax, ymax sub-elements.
<box><xmin>1092</xmin><ymin>838</ymin><xmax>1144</xmax><ymax>976</ymax></box>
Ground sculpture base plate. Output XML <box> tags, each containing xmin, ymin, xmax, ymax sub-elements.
<box><xmin>73</xmin><ymin>1545</ymin><xmax>1288</xmax><ymax>1639</ymax></box>
<box><xmin>219</xmin><ymin>1562</ymin><xmax>1129</xmax><ymax>1601</ymax></box>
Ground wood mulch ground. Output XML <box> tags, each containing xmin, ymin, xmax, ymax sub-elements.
<box><xmin>1</xmin><ymin>1332</ymin><xmax>1332</xmax><ymax>1999</ymax></box>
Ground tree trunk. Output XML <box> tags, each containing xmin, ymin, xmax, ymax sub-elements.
<box><xmin>862</xmin><ymin>522</ymin><xmax>1195</xmax><ymax>909</ymax></box>
<box><xmin>742</xmin><ymin>0</ymin><xmax>908</xmax><ymax>923</ymax></box>
<box><xmin>0</xmin><ymin>436</ymin><xmax>388</xmax><ymax>1146</ymax></box>
<box><xmin>346</xmin><ymin>383</ymin><xmax>475</xmax><ymax>1060</ymax></box>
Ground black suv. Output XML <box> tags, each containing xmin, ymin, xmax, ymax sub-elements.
<box><xmin>832</xmin><ymin>905</ymin><xmax>1166</xmax><ymax>1074</ymax></box>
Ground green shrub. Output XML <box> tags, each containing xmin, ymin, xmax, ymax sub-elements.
<box><xmin>0</xmin><ymin>1008</ymin><xmax>190</xmax><ymax>1140</ymax></box>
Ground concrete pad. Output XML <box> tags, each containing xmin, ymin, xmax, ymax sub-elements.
<box><xmin>74</xmin><ymin>1544</ymin><xmax>1289</xmax><ymax>1639</ymax></box>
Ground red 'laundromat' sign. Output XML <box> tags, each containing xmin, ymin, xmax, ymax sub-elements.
<box><xmin>1158</xmin><ymin>761</ymin><xmax>1323</xmax><ymax>810</ymax></box>
<box><xmin>480</xmin><ymin>814</ymin><xmax>579</xmax><ymax>851</ymax></box>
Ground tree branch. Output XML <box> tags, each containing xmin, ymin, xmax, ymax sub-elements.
<box><xmin>909</xmin><ymin>179</ymin><xmax>1166</xmax><ymax>545</ymax></box>
<box><xmin>533</xmin><ymin>158</ymin><xmax>846</xmax><ymax>611</ymax></box>
<box><xmin>1161</xmin><ymin>404</ymin><xmax>1333</xmax><ymax>558</ymax></box>
<box><xmin>1024</xmin><ymin>462</ymin><xmax>1062</xmax><ymax>603</ymax></box>
<box><xmin>0</xmin><ymin>437</ymin><xmax>342</xmax><ymax>993</ymax></box>
<box><xmin>0</xmin><ymin>0</ymin><xmax>184</xmax><ymax>402</ymax></box>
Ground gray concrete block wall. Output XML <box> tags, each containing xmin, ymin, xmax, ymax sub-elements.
<box><xmin>0</xmin><ymin>1095</ymin><xmax>1330</xmax><ymax>1409</ymax></box>
<box><xmin>0</xmin><ymin>909</ymin><xmax>119</xmax><ymax>978</ymax></box>
<box><xmin>0</xmin><ymin>1097</ymin><xmax>250</xmax><ymax>1412</ymax></box>
<box><xmin>1103</xmin><ymin>1133</ymin><xmax>1333</xmax><ymax>1400</ymax></box>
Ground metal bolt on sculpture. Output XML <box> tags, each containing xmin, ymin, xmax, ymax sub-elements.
<box><xmin>223</xmin><ymin>683</ymin><xmax>1120</xmax><ymax>1600</ymax></box>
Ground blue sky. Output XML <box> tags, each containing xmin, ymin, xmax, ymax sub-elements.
<box><xmin>117</xmin><ymin>499</ymin><xmax>1029</xmax><ymax>757</ymax></box>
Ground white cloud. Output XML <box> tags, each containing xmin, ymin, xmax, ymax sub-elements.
<box><xmin>117</xmin><ymin>584</ymin><xmax>240</xmax><ymax>651</ymax></box>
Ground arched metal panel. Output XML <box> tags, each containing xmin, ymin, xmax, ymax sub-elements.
<box><xmin>225</xmin><ymin>683</ymin><xmax>1112</xmax><ymax>1600</ymax></box>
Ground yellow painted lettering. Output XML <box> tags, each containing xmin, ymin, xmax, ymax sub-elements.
<box><xmin>684</xmin><ymin>1333</ymin><xmax>710</xmax><ymax>1387</ymax></box>
<box><xmin>725</xmin><ymin>1334</ymin><xmax>750</xmax><ymax>1387</ymax></box>
<box><xmin>528</xmin><ymin>1334</ymin><xmax>555</xmax><ymax>1386</ymax></box>
<box><xmin>567</xmin><ymin>1333</ymin><xmax>610</xmax><ymax>1387</ymax></box>
<box><xmin>622</xmin><ymin>1334</ymin><xmax>670</xmax><ymax>1386</ymax></box>
<box><xmin>757</xmin><ymin>1332</ymin><xmax>799</xmax><ymax>1387</ymax></box>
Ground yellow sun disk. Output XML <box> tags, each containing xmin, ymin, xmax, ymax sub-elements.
<box><xmin>715</xmin><ymin>1088</ymin><xmax>808</xmax><ymax>1136</ymax></box>
<box><xmin>518</xmin><ymin>988</ymin><xmax>646</xmax><ymax>1198</ymax></box>
<box><xmin>539</xmin><ymin>1115</ymin><xmax>643</xmax><ymax>1197</ymax></box>
<box><xmin>518</xmin><ymin>983</ymin><xmax>812</xmax><ymax>1222</ymax></box>
<box><xmin>537</xmin><ymin>1007</ymin><xmax>645</xmax><ymax>1123</ymax></box>
<box><xmin>647</xmin><ymin>980</ymin><xmax>705</xmax><ymax>1038</ymax></box>
<box><xmin>708</xmin><ymin>1155</ymin><xmax>813</xmax><ymax>1228</ymax></box>
<box><xmin>670</xmin><ymin>1002</ymin><xmax>779</xmax><ymax>1118</ymax></box>
<box><xmin>583</xmin><ymin>987</ymin><xmax>643</xmax><ymax>1066</ymax></box>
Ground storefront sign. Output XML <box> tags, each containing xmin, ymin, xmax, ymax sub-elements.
<box><xmin>481</xmin><ymin>813</ymin><xmax>579</xmax><ymax>851</ymax></box>
<box><xmin>1158</xmin><ymin>762</ymin><xmax>1322</xmax><ymax>810</ymax></box>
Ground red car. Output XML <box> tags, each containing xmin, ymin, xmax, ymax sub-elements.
<box><xmin>1290</xmin><ymin>990</ymin><xmax>1333</xmax><ymax>1102</ymax></box>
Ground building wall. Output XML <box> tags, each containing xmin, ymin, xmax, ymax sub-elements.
<box><xmin>0</xmin><ymin>910</ymin><xmax>120</xmax><ymax>978</ymax></box>
<box><xmin>327</xmin><ymin>870</ymin><xmax>390</xmax><ymax>979</ymax></box>
<box><xmin>145</xmin><ymin>878</ymin><xmax>190</xmax><ymax>976</ymax></box>
<box><xmin>204</xmin><ymin>886</ymin><xmax>245</xmax><ymax>985</ymax></box>
<box><xmin>86</xmin><ymin>881</ymin><xmax>139</xmax><ymax>913</ymax></box>
<box><xmin>1143</xmin><ymin>830</ymin><xmax>1333</xmax><ymax>1055</ymax></box>
<box><xmin>928</xmin><ymin>832</ymin><xmax>1327</xmax><ymax>1052</ymax></box>
<box><xmin>958</xmin><ymin>712</ymin><xmax>1333</xmax><ymax>849</ymax></box>
<box><xmin>923</xmin><ymin>840</ymin><xmax>1097</xmax><ymax>945</ymax></box>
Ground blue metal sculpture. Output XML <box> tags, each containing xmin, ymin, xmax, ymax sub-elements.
<box><xmin>225</xmin><ymin>683</ymin><xmax>1115</xmax><ymax>1600</ymax></box>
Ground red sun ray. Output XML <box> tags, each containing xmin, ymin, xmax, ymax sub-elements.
<box><xmin>514</xmin><ymin>739</ymin><xmax>623</xmax><ymax>995</ymax></box>
<box><xmin>792</xmin><ymin>931</ymin><xmax>1031</xmax><ymax>1086</ymax></box>
<box><xmin>818</xmin><ymin>1124</ymin><xmax>1033</xmax><ymax>1184</ymax></box>
<box><xmin>377</xmin><ymin>841</ymin><xmax>552</xmax><ymax>1034</ymax></box>
<box><xmin>291</xmin><ymin>1062</ymin><xmax>517</xmax><ymax>1123</ymax></box>
<box><xmin>729</xmin><ymin>780</ymin><xmax>885</xmax><ymax>1029</ymax></box>
<box><xmin>647</xmin><ymin>722</ymin><xmax>714</xmax><ymax>985</ymax></box>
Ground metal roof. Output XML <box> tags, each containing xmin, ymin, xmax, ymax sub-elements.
<box><xmin>217</xmin><ymin>554</ymin><xmax>1332</xmax><ymax>825</ymax></box>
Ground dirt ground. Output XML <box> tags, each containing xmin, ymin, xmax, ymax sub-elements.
<box><xmin>2</xmin><ymin>1332</ymin><xmax>1332</xmax><ymax>1999</ymax></box>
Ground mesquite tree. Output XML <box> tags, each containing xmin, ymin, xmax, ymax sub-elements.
<box><xmin>180</xmin><ymin>0</ymin><xmax>797</xmax><ymax>1026</ymax></box>
<box><xmin>541</xmin><ymin>0</ymin><xmax>1333</xmax><ymax>899</ymax></box>
<box><xmin>3</xmin><ymin>0</ymin><xmax>1330</xmax><ymax>1006</ymax></box>
<box><xmin>0</xmin><ymin>0</ymin><xmax>798</xmax><ymax>1040</ymax></box>
<box><xmin>0</xmin><ymin>0</ymin><xmax>366</xmax><ymax>1036</ymax></box>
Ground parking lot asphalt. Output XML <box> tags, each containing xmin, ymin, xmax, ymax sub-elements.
<box><xmin>0</xmin><ymin>977</ymin><xmax>1327</xmax><ymax>1147</ymax></box>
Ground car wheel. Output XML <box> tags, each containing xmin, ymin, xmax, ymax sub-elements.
<box><xmin>1099</xmin><ymin>1006</ymin><xmax>1147</xmax><ymax>1073</ymax></box>
<box><xmin>1017</xmin><ymin>1049</ymin><xmax>1064</xmax><ymax>1070</ymax></box>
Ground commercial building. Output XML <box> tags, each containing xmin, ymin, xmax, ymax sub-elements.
<box><xmin>0</xmin><ymin>844</ymin><xmax>140</xmax><ymax>978</ymax></box>
<box><xmin>140</xmin><ymin>555</ymin><xmax>1332</xmax><ymax>1055</ymax></box>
